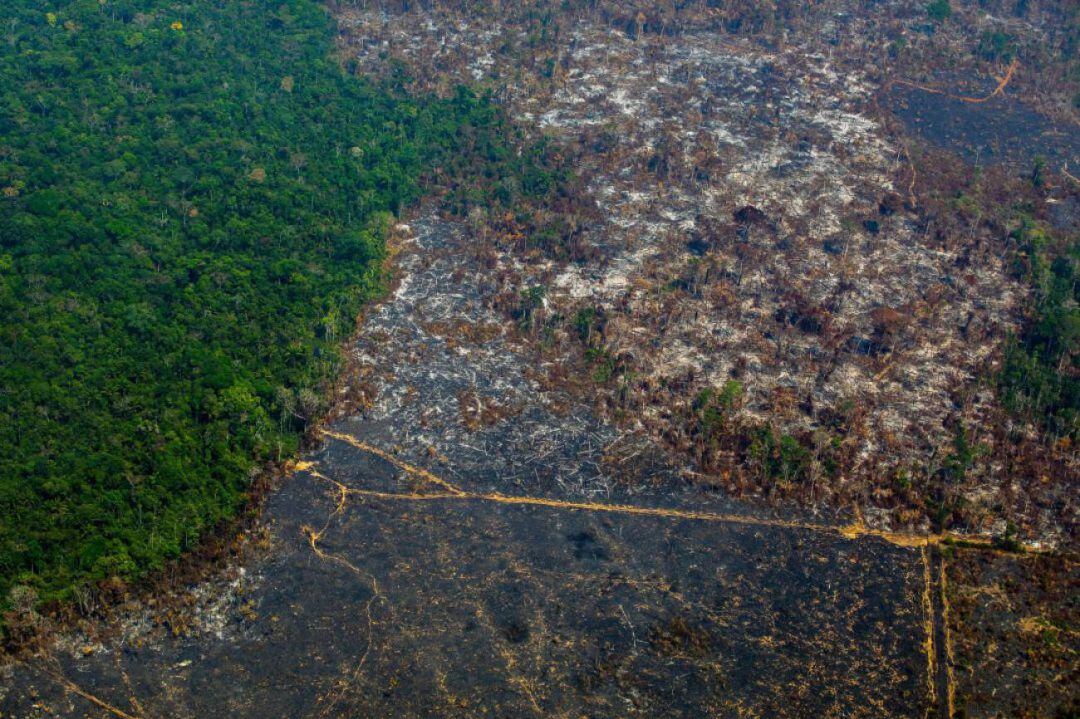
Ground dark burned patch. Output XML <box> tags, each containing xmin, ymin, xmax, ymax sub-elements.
<box><xmin>0</xmin><ymin>453</ymin><xmax>933</xmax><ymax>717</ymax></box>
<box><xmin>686</xmin><ymin>235</ymin><xmax>712</xmax><ymax>256</ymax></box>
<box><xmin>733</xmin><ymin>205</ymin><xmax>771</xmax><ymax>226</ymax></box>
<box><xmin>567</xmin><ymin>530</ymin><xmax>609</xmax><ymax>561</ymax></box>
<box><xmin>886</xmin><ymin>84</ymin><xmax>1080</xmax><ymax>171</ymax></box>
<box><xmin>649</xmin><ymin>615</ymin><xmax>714</xmax><ymax>659</ymax></box>
<box><xmin>500</xmin><ymin>618</ymin><xmax>530</xmax><ymax>644</ymax></box>
<box><xmin>822</xmin><ymin>237</ymin><xmax>848</xmax><ymax>255</ymax></box>
<box><xmin>486</xmin><ymin>578</ymin><xmax>532</xmax><ymax>645</ymax></box>
<box><xmin>879</xmin><ymin>192</ymin><xmax>904</xmax><ymax>216</ymax></box>
<box><xmin>775</xmin><ymin>306</ymin><xmax>826</xmax><ymax>335</ymax></box>
<box><xmin>948</xmin><ymin>551</ymin><xmax>1079</xmax><ymax>718</ymax></box>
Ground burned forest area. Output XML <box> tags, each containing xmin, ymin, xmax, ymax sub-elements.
<box><xmin>2</xmin><ymin>0</ymin><xmax>1078</xmax><ymax>717</ymax></box>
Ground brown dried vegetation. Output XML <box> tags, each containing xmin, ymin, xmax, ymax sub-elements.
<box><xmin>336</xmin><ymin>0</ymin><xmax>1076</xmax><ymax>548</ymax></box>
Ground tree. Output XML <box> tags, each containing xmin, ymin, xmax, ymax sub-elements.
<box><xmin>926</xmin><ymin>0</ymin><xmax>951</xmax><ymax>23</ymax></box>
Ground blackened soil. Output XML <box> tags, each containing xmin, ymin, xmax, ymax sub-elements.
<box><xmin>887</xmin><ymin>84</ymin><xmax>1080</xmax><ymax>172</ymax></box>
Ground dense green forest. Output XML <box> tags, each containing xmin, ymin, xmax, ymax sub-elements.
<box><xmin>0</xmin><ymin>0</ymin><xmax>562</xmax><ymax>619</ymax></box>
<box><xmin>998</xmin><ymin>219</ymin><xmax>1079</xmax><ymax>441</ymax></box>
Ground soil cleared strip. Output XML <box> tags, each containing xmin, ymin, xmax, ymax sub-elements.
<box><xmin>893</xmin><ymin>59</ymin><xmax>1019</xmax><ymax>104</ymax></box>
<box><xmin>940</xmin><ymin>556</ymin><xmax>957</xmax><ymax>718</ymax></box>
<box><xmin>20</xmin><ymin>662</ymin><xmax>143</xmax><ymax>719</ymax></box>
<box><xmin>921</xmin><ymin>546</ymin><xmax>938</xmax><ymax>718</ymax></box>
<box><xmin>322</xmin><ymin>430</ymin><xmax>467</xmax><ymax>495</ymax></box>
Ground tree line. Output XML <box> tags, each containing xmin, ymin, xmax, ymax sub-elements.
<box><xmin>0</xmin><ymin>0</ymin><xmax>566</xmax><ymax>629</ymax></box>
